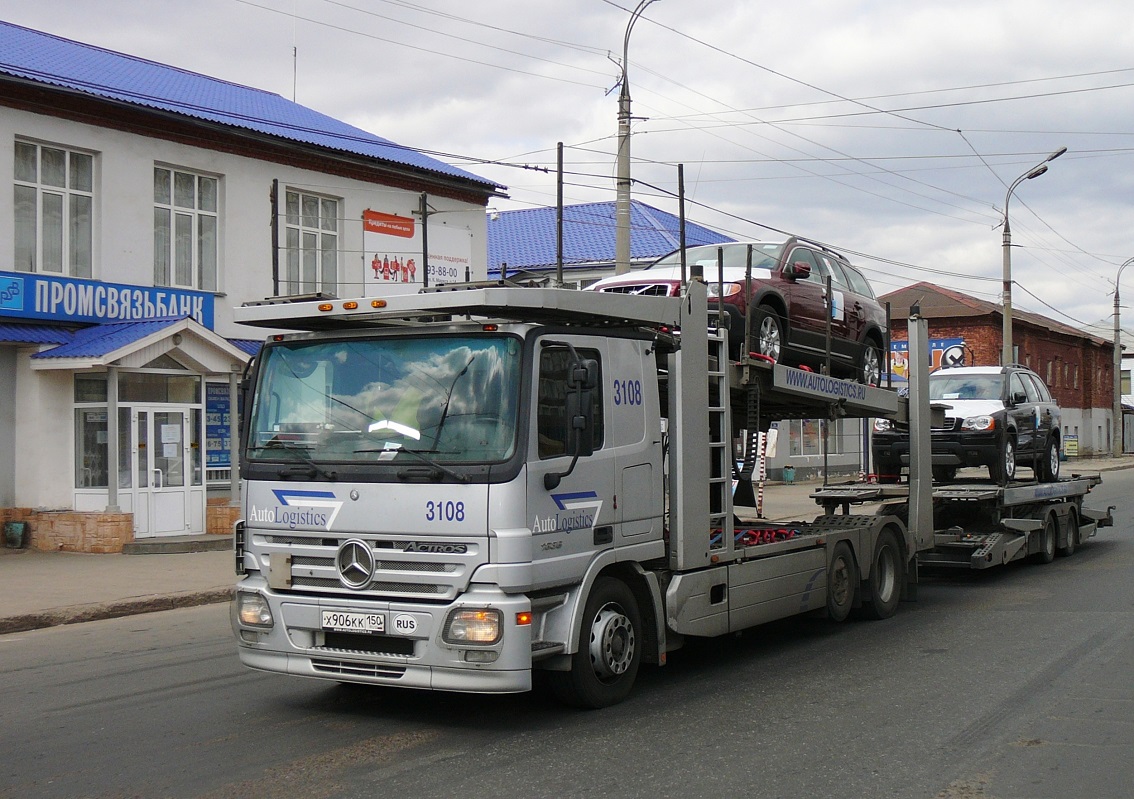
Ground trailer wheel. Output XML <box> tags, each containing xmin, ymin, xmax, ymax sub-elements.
<box><xmin>1030</xmin><ymin>513</ymin><xmax>1057</xmax><ymax>564</ymax></box>
<box><xmin>1057</xmin><ymin>508</ymin><xmax>1079</xmax><ymax>557</ymax></box>
<box><xmin>859</xmin><ymin>528</ymin><xmax>904</xmax><ymax>620</ymax></box>
<box><xmin>826</xmin><ymin>542</ymin><xmax>858</xmax><ymax>622</ymax></box>
<box><xmin>549</xmin><ymin>576</ymin><xmax>642</xmax><ymax>709</ymax></box>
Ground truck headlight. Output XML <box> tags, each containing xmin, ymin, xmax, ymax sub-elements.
<box><xmin>873</xmin><ymin>418</ymin><xmax>893</xmax><ymax>432</ymax></box>
<box><xmin>443</xmin><ymin>608</ymin><xmax>502</xmax><ymax>645</ymax></box>
<box><xmin>236</xmin><ymin>592</ymin><xmax>274</xmax><ymax>628</ymax></box>
<box><xmin>962</xmin><ymin>415</ymin><xmax>995</xmax><ymax>431</ymax></box>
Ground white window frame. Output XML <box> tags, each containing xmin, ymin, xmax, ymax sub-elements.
<box><xmin>14</xmin><ymin>139</ymin><xmax>95</xmax><ymax>277</ymax></box>
<box><xmin>153</xmin><ymin>165</ymin><xmax>219</xmax><ymax>292</ymax></box>
<box><xmin>284</xmin><ymin>189</ymin><xmax>340</xmax><ymax>296</ymax></box>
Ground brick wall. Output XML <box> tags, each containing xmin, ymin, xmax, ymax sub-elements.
<box><xmin>890</xmin><ymin>318</ymin><xmax>1111</xmax><ymax>412</ymax></box>
<box><xmin>2</xmin><ymin>504</ymin><xmax>240</xmax><ymax>552</ymax></box>
<box><xmin>1</xmin><ymin>508</ymin><xmax>133</xmax><ymax>553</ymax></box>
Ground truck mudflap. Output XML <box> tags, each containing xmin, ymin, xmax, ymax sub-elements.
<box><xmin>232</xmin><ymin>578</ymin><xmax>535</xmax><ymax>694</ymax></box>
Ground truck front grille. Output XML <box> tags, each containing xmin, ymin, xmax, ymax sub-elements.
<box><xmin>254</xmin><ymin>532</ymin><xmax>482</xmax><ymax>600</ymax></box>
<box><xmin>312</xmin><ymin>658</ymin><xmax>408</xmax><ymax>679</ymax></box>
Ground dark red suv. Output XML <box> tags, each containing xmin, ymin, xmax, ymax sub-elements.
<box><xmin>588</xmin><ymin>238</ymin><xmax>888</xmax><ymax>384</ymax></box>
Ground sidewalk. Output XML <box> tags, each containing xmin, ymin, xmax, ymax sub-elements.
<box><xmin>2</xmin><ymin>456</ymin><xmax>1130</xmax><ymax>635</ymax></box>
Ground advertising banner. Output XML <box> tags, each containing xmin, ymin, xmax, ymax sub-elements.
<box><xmin>205</xmin><ymin>382</ymin><xmax>231</xmax><ymax>468</ymax></box>
<box><xmin>887</xmin><ymin>337</ymin><xmax>966</xmax><ymax>384</ymax></box>
<box><xmin>0</xmin><ymin>269</ymin><xmax>214</xmax><ymax>328</ymax></box>
<box><xmin>362</xmin><ymin>209</ymin><xmax>475</xmax><ymax>297</ymax></box>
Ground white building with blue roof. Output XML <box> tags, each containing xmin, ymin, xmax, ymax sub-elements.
<box><xmin>488</xmin><ymin>199</ymin><xmax>733</xmax><ymax>286</ymax></box>
<box><xmin>0</xmin><ymin>19</ymin><xmax>501</xmax><ymax>549</ymax></box>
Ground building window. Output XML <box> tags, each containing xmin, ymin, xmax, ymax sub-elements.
<box><xmin>154</xmin><ymin>166</ymin><xmax>218</xmax><ymax>291</ymax></box>
<box><xmin>284</xmin><ymin>190</ymin><xmax>339</xmax><ymax>296</ymax></box>
<box><xmin>14</xmin><ymin>140</ymin><xmax>94</xmax><ymax>277</ymax></box>
<box><xmin>788</xmin><ymin>419</ymin><xmax>846</xmax><ymax>456</ymax></box>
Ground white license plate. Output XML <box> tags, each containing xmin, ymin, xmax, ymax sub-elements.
<box><xmin>321</xmin><ymin>610</ymin><xmax>385</xmax><ymax>634</ymax></box>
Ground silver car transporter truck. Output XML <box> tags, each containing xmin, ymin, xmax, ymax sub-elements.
<box><xmin>230</xmin><ymin>281</ymin><xmax>1106</xmax><ymax>707</ymax></box>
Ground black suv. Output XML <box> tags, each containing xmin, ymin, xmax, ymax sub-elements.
<box><xmin>872</xmin><ymin>364</ymin><xmax>1062</xmax><ymax>484</ymax></box>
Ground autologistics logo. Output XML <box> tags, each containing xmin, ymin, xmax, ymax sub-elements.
<box><xmin>532</xmin><ymin>490</ymin><xmax>603</xmax><ymax>535</ymax></box>
<box><xmin>246</xmin><ymin>489</ymin><xmax>343</xmax><ymax>530</ymax></box>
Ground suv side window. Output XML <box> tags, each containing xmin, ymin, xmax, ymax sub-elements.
<box><xmin>1024</xmin><ymin>372</ymin><xmax>1051</xmax><ymax>403</ymax></box>
<box><xmin>1009</xmin><ymin>372</ymin><xmax>1030</xmax><ymax>403</ymax></box>
<box><xmin>841</xmin><ymin>263</ymin><xmax>876</xmax><ymax>298</ymax></box>
<box><xmin>819</xmin><ymin>255</ymin><xmax>852</xmax><ymax>290</ymax></box>
<box><xmin>537</xmin><ymin>346</ymin><xmax>604</xmax><ymax>459</ymax></box>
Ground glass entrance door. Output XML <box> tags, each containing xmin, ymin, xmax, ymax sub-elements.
<box><xmin>132</xmin><ymin>408</ymin><xmax>191</xmax><ymax>537</ymax></box>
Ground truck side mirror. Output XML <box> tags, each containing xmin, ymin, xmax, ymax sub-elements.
<box><xmin>1011</xmin><ymin>390</ymin><xmax>1028</xmax><ymax>406</ymax></box>
<box><xmin>565</xmin><ymin>386</ymin><xmax>595</xmax><ymax>458</ymax></box>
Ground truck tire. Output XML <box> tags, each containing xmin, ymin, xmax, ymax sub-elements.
<box><xmin>549</xmin><ymin>576</ymin><xmax>642</xmax><ymax>709</ymax></box>
<box><xmin>858</xmin><ymin>528</ymin><xmax>904</xmax><ymax>620</ymax></box>
<box><xmin>1057</xmin><ymin>508</ymin><xmax>1079</xmax><ymax>557</ymax></box>
<box><xmin>826</xmin><ymin>542</ymin><xmax>858</xmax><ymax>622</ymax></box>
<box><xmin>1030</xmin><ymin>513</ymin><xmax>1057</xmax><ymax>564</ymax></box>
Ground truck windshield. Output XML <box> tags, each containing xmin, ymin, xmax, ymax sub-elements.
<box><xmin>247</xmin><ymin>335</ymin><xmax>522</xmax><ymax>464</ymax></box>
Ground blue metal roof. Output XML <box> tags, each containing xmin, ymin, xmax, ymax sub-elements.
<box><xmin>30</xmin><ymin>318</ymin><xmax>182</xmax><ymax>359</ymax></box>
<box><xmin>0</xmin><ymin>20</ymin><xmax>500</xmax><ymax>191</ymax></box>
<box><xmin>0</xmin><ymin>323</ymin><xmax>74</xmax><ymax>345</ymax></box>
<box><xmin>487</xmin><ymin>200</ymin><xmax>733</xmax><ymax>275</ymax></box>
<box><xmin>229</xmin><ymin>338</ymin><xmax>264</xmax><ymax>356</ymax></box>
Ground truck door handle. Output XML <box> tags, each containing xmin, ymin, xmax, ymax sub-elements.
<box><xmin>593</xmin><ymin>525</ymin><xmax>613</xmax><ymax>546</ymax></box>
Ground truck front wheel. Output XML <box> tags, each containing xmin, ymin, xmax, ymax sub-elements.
<box><xmin>550</xmin><ymin>576</ymin><xmax>642</xmax><ymax>709</ymax></box>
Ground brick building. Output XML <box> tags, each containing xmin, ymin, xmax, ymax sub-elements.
<box><xmin>882</xmin><ymin>282</ymin><xmax>1115</xmax><ymax>456</ymax></box>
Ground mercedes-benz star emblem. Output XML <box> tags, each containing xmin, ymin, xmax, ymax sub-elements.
<box><xmin>336</xmin><ymin>539</ymin><xmax>375</xmax><ymax>589</ymax></box>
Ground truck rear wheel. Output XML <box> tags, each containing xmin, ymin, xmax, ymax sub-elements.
<box><xmin>1057</xmin><ymin>508</ymin><xmax>1079</xmax><ymax>557</ymax></box>
<box><xmin>550</xmin><ymin>576</ymin><xmax>642</xmax><ymax>709</ymax></box>
<box><xmin>1030</xmin><ymin>513</ymin><xmax>1057</xmax><ymax>564</ymax></box>
<box><xmin>858</xmin><ymin>528</ymin><xmax>904</xmax><ymax>620</ymax></box>
<box><xmin>826</xmin><ymin>542</ymin><xmax>858</xmax><ymax>622</ymax></box>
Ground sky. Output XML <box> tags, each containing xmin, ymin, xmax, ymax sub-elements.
<box><xmin>3</xmin><ymin>0</ymin><xmax>1133</xmax><ymax>339</ymax></box>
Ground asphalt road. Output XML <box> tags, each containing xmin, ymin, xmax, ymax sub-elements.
<box><xmin>2</xmin><ymin>474</ymin><xmax>1131</xmax><ymax>799</ymax></box>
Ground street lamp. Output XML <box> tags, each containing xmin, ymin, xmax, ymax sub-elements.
<box><xmin>1113</xmin><ymin>256</ymin><xmax>1134</xmax><ymax>456</ymax></box>
<box><xmin>614</xmin><ymin>0</ymin><xmax>658</xmax><ymax>275</ymax></box>
<box><xmin>1001</xmin><ymin>146</ymin><xmax>1067</xmax><ymax>365</ymax></box>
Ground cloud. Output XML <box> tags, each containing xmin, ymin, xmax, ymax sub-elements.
<box><xmin>2</xmin><ymin>0</ymin><xmax>1132</xmax><ymax>333</ymax></box>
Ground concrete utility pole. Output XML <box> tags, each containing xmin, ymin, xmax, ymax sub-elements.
<box><xmin>1000</xmin><ymin>146</ymin><xmax>1067</xmax><ymax>365</ymax></box>
<box><xmin>1113</xmin><ymin>256</ymin><xmax>1134</xmax><ymax>456</ymax></box>
<box><xmin>614</xmin><ymin>0</ymin><xmax>658</xmax><ymax>275</ymax></box>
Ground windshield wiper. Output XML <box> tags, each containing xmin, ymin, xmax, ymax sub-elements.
<box><xmin>260</xmin><ymin>441</ymin><xmax>338</xmax><ymax>481</ymax></box>
<box><xmin>354</xmin><ymin>446</ymin><xmax>468</xmax><ymax>483</ymax></box>
<box><xmin>429</xmin><ymin>355</ymin><xmax>476</xmax><ymax>450</ymax></box>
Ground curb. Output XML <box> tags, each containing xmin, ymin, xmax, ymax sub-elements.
<box><xmin>0</xmin><ymin>587</ymin><xmax>234</xmax><ymax>635</ymax></box>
